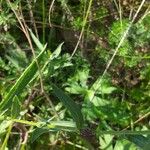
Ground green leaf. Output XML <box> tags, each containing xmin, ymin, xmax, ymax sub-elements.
<box><xmin>91</xmin><ymin>78</ymin><xmax>116</xmax><ymax>95</ymax></box>
<box><xmin>30</xmin><ymin>128</ymin><xmax>49</xmax><ymax>143</ymax></box>
<box><xmin>0</xmin><ymin>45</ymin><xmax>46</xmax><ymax>112</ymax></box>
<box><xmin>6</xmin><ymin>47</ymin><xmax>28</xmax><ymax>70</ymax></box>
<box><xmin>29</xmin><ymin>29</ymin><xmax>44</xmax><ymax>51</ymax></box>
<box><xmin>100</xmin><ymin>86</ymin><xmax>116</xmax><ymax>94</ymax></box>
<box><xmin>30</xmin><ymin>121</ymin><xmax>76</xmax><ymax>143</ymax></box>
<box><xmin>92</xmin><ymin>97</ymin><xmax>109</xmax><ymax>107</ymax></box>
<box><xmin>50</xmin><ymin>121</ymin><xmax>76</xmax><ymax>131</ymax></box>
<box><xmin>65</xmin><ymin>84</ymin><xmax>87</xmax><ymax>94</ymax></box>
<box><xmin>143</xmin><ymin>137</ymin><xmax>150</xmax><ymax>150</ymax></box>
<box><xmin>11</xmin><ymin>95</ymin><xmax>21</xmax><ymax>118</ymax></box>
<box><xmin>52</xmin><ymin>84</ymin><xmax>84</xmax><ymax>130</ymax></box>
<box><xmin>0</xmin><ymin>120</ymin><xmax>12</xmax><ymax>135</ymax></box>
<box><xmin>114</xmin><ymin>139</ymin><xmax>137</xmax><ymax>150</ymax></box>
<box><xmin>125</xmin><ymin>135</ymin><xmax>150</xmax><ymax>150</ymax></box>
<box><xmin>99</xmin><ymin>134</ymin><xmax>114</xmax><ymax>150</ymax></box>
<box><xmin>50</xmin><ymin>42</ymin><xmax>64</xmax><ymax>60</ymax></box>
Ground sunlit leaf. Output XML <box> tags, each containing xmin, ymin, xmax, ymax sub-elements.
<box><xmin>0</xmin><ymin>120</ymin><xmax>12</xmax><ymax>135</ymax></box>
<box><xmin>114</xmin><ymin>139</ymin><xmax>136</xmax><ymax>150</ymax></box>
<box><xmin>50</xmin><ymin>42</ymin><xmax>64</xmax><ymax>60</ymax></box>
<box><xmin>29</xmin><ymin>29</ymin><xmax>44</xmax><ymax>51</ymax></box>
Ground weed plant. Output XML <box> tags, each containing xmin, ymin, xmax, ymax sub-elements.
<box><xmin>0</xmin><ymin>0</ymin><xmax>150</xmax><ymax>149</ymax></box>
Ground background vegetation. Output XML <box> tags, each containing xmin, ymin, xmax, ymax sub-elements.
<box><xmin>0</xmin><ymin>0</ymin><xmax>150</xmax><ymax>149</ymax></box>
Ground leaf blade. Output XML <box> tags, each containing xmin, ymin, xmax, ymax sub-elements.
<box><xmin>52</xmin><ymin>84</ymin><xmax>84</xmax><ymax>130</ymax></box>
<box><xmin>0</xmin><ymin>46</ymin><xmax>46</xmax><ymax>112</ymax></box>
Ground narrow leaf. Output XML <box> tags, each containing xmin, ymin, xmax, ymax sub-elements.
<box><xmin>30</xmin><ymin>121</ymin><xmax>76</xmax><ymax>143</ymax></box>
<box><xmin>29</xmin><ymin>29</ymin><xmax>44</xmax><ymax>51</ymax></box>
<box><xmin>50</xmin><ymin>121</ymin><xmax>76</xmax><ymax>131</ymax></box>
<box><xmin>125</xmin><ymin>134</ymin><xmax>150</xmax><ymax>149</ymax></box>
<box><xmin>50</xmin><ymin>42</ymin><xmax>64</xmax><ymax>60</ymax></box>
<box><xmin>30</xmin><ymin>128</ymin><xmax>49</xmax><ymax>143</ymax></box>
<box><xmin>52</xmin><ymin>84</ymin><xmax>84</xmax><ymax>129</ymax></box>
<box><xmin>0</xmin><ymin>46</ymin><xmax>46</xmax><ymax>112</ymax></box>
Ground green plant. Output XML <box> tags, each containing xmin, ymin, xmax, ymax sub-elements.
<box><xmin>0</xmin><ymin>0</ymin><xmax>150</xmax><ymax>149</ymax></box>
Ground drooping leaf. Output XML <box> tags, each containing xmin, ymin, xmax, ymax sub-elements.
<box><xmin>52</xmin><ymin>84</ymin><xmax>84</xmax><ymax>130</ymax></box>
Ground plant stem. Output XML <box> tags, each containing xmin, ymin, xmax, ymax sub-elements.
<box><xmin>1</xmin><ymin>123</ymin><xmax>13</xmax><ymax>150</ymax></box>
<box><xmin>71</xmin><ymin>0</ymin><xmax>93</xmax><ymax>57</ymax></box>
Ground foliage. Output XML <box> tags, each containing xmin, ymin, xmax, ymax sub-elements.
<box><xmin>0</xmin><ymin>0</ymin><xmax>150</xmax><ymax>149</ymax></box>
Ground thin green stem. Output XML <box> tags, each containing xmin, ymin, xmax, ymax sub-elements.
<box><xmin>1</xmin><ymin>123</ymin><xmax>13</xmax><ymax>150</ymax></box>
<box><xmin>71</xmin><ymin>0</ymin><xmax>93</xmax><ymax>57</ymax></box>
<box><xmin>11</xmin><ymin>118</ymin><xmax>42</xmax><ymax>127</ymax></box>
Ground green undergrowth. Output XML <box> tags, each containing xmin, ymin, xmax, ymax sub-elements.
<box><xmin>0</xmin><ymin>0</ymin><xmax>150</xmax><ymax>149</ymax></box>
